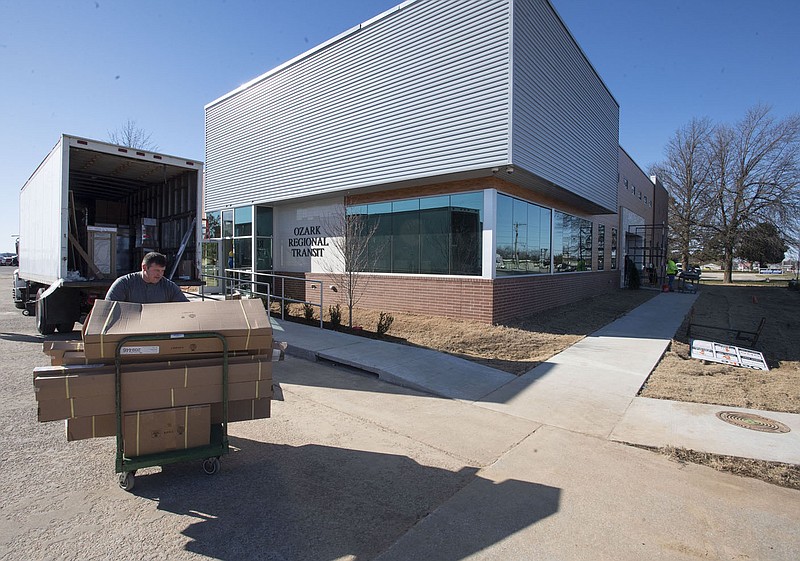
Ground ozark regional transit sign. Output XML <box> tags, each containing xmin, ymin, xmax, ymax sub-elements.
<box><xmin>288</xmin><ymin>225</ymin><xmax>329</xmax><ymax>258</ymax></box>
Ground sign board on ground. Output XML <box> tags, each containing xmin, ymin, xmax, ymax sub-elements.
<box><xmin>690</xmin><ymin>339</ymin><xmax>769</xmax><ymax>371</ymax></box>
<box><xmin>758</xmin><ymin>268</ymin><xmax>783</xmax><ymax>275</ymax></box>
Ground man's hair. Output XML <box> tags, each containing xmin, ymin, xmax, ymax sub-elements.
<box><xmin>142</xmin><ymin>252</ymin><xmax>167</xmax><ymax>268</ymax></box>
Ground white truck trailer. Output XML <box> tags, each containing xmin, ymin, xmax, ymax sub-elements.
<box><xmin>15</xmin><ymin>134</ymin><xmax>204</xmax><ymax>334</ymax></box>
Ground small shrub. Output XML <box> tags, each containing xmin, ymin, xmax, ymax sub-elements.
<box><xmin>303</xmin><ymin>303</ymin><xmax>315</xmax><ymax>321</ymax></box>
<box><xmin>328</xmin><ymin>304</ymin><xmax>342</xmax><ymax>328</ymax></box>
<box><xmin>376</xmin><ymin>311</ymin><xmax>394</xmax><ymax>335</ymax></box>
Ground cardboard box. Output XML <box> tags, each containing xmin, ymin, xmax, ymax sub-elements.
<box><xmin>34</xmin><ymin>356</ymin><xmax>273</xmax><ymax>400</ymax></box>
<box><xmin>211</xmin><ymin>398</ymin><xmax>271</xmax><ymax>423</ymax></box>
<box><xmin>36</xmin><ymin>378</ymin><xmax>273</xmax><ymax>422</ymax></box>
<box><xmin>123</xmin><ymin>405</ymin><xmax>210</xmax><ymax>457</ymax></box>
<box><xmin>35</xmin><ymin>353</ymin><xmax>274</xmax><ymax>422</ymax></box>
<box><xmin>65</xmin><ymin>414</ymin><xmax>117</xmax><ymax>441</ymax></box>
<box><xmin>83</xmin><ymin>299</ymin><xmax>272</xmax><ymax>360</ymax></box>
<box><xmin>65</xmin><ymin>398</ymin><xmax>271</xmax><ymax>441</ymax></box>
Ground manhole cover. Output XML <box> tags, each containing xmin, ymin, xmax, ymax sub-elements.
<box><xmin>716</xmin><ymin>411</ymin><xmax>791</xmax><ymax>434</ymax></box>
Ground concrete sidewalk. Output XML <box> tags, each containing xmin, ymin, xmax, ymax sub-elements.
<box><xmin>271</xmin><ymin>291</ymin><xmax>800</xmax><ymax>465</ymax></box>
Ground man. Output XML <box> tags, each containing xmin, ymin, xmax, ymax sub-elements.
<box><xmin>106</xmin><ymin>252</ymin><xmax>189</xmax><ymax>303</ymax></box>
<box><xmin>666</xmin><ymin>258</ymin><xmax>678</xmax><ymax>292</ymax></box>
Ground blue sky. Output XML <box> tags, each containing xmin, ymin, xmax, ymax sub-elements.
<box><xmin>1</xmin><ymin>0</ymin><xmax>797</xmax><ymax>254</ymax></box>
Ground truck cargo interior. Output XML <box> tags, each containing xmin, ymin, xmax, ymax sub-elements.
<box><xmin>67</xmin><ymin>146</ymin><xmax>200</xmax><ymax>280</ymax></box>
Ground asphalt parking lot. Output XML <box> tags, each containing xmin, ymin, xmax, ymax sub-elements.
<box><xmin>2</xmin><ymin>268</ymin><xmax>799</xmax><ymax>561</ymax></box>
<box><xmin>0</xmin><ymin>269</ymin><xmax>538</xmax><ymax>560</ymax></box>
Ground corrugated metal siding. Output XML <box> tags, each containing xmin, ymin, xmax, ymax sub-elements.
<box><xmin>511</xmin><ymin>0</ymin><xmax>619</xmax><ymax>212</ymax></box>
<box><xmin>205</xmin><ymin>0</ymin><xmax>512</xmax><ymax>211</ymax></box>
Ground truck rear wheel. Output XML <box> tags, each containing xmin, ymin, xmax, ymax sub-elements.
<box><xmin>57</xmin><ymin>322</ymin><xmax>75</xmax><ymax>333</ymax></box>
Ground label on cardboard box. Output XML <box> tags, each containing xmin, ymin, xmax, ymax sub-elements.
<box><xmin>120</xmin><ymin>346</ymin><xmax>160</xmax><ymax>355</ymax></box>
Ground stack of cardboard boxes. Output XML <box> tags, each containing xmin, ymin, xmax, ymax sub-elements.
<box><xmin>34</xmin><ymin>299</ymin><xmax>282</xmax><ymax>457</ymax></box>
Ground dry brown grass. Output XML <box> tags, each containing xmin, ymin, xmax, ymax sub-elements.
<box><xmin>658</xmin><ymin>446</ymin><xmax>800</xmax><ymax>490</ymax></box>
<box><xmin>290</xmin><ymin>289</ymin><xmax>658</xmax><ymax>375</ymax></box>
<box><xmin>640</xmin><ymin>285</ymin><xmax>800</xmax><ymax>414</ymax></box>
<box><xmin>282</xmin><ymin>283</ymin><xmax>800</xmax><ymax>488</ymax></box>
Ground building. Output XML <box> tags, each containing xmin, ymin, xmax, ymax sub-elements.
<box><xmin>203</xmin><ymin>0</ymin><xmax>667</xmax><ymax>323</ymax></box>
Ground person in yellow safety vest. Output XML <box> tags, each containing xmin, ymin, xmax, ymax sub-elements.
<box><xmin>666</xmin><ymin>258</ymin><xmax>678</xmax><ymax>292</ymax></box>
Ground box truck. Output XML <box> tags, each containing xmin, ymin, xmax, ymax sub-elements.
<box><xmin>15</xmin><ymin>134</ymin><xmax>204</xmax><ymax>334</ymax></box>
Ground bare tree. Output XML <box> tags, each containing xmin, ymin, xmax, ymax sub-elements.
<box><xmin>108</xmin><ymin>119</ymin><xmax>158</xmax><ymax>151</ymax></box>
<box><xmin>703</xmin><ymin>106</ymin><xmax>800</xmax><ymax>282</ymax></box>
<box><xmin>321</xmin><ymin>204</ymin><xmax>385</xmax><ymax>328</ymax></box>
<box><xmin>651</xmin><ymin>117</ymin><xmax>713</xmax><ymax>269</ymax></box>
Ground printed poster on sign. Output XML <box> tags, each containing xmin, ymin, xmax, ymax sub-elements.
<box><xmin>689</xmin><ymin>339</ymin><xmax>769</xmax><ymax>371</ymax></box>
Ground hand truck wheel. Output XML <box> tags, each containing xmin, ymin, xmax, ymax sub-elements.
<box><xmin>118</xmin><ymin>471</ymin><xmax>135</xmax><ymax>491</ymax></box>
<box><xmin>202</xmin><ymin>457</ymin><xmax>220</xmax><ymax>475</ymax></box>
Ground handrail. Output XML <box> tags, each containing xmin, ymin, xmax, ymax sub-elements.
<box><xmin>200</xmin><ymin>269</ymin><xmax>324</xmax><ymax>329</ymax></box>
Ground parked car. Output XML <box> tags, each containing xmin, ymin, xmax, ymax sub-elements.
<box><xmin>0</xmin><ymin>253</ymin><xmax>17</xmax><ymax>266</ymax></box>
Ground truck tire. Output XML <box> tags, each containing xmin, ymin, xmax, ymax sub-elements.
<box><xmin>36</xmin><ymin>288</ymin><xmax>56</xmax><ymax>335</ymax></box>
<box><xmin>57</xmin><ymin>322</ymin><xmax>75</xmax><ymax>333</ymax></box>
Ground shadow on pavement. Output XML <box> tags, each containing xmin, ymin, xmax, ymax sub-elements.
<box><xmin>133</xmin><ymin>437</ymin><xmax>560</xmax><ymax>561</ymax></box>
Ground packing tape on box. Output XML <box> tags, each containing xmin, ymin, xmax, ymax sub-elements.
<box><xmin>99</xmin><ymin>301</ymin><xmax>118</xmax><ymax>359</ymax></box>
<box><xmin>92</xmin><ymin>416</ymin><xmax>97</xmax><ymax>438</ymax></box>
<box><xmin>64</xmin><ymin>377</ymin><xmax>70</xmax><ymax>399</ymax></box>
<box><xmin>70</xmin><ymin>398</ymin><xmax>75</xmax><ymax>419</ymax></box>
<box><xmin>239</xmin><ymin>300</ymin><xmax>252</xmax><ymax>349</ymax></box>
<box><xmin>184</xmin><ymin>406</ymin><xmax>189</xmax><ymax>449</ymax></box>
<box><xmin>184</xmin><ymin>366</ymin><xmax>188</xmax><ymax>388</ymax></box>
<box><xmin>171</xmin><ymin>388</ymin><xmax>175</xmax><ymax>407</ymax></box>
<box><xmin>135</xmin><ymin>411</ymin><xmax>141</xmax><ymax>457</ymax></box>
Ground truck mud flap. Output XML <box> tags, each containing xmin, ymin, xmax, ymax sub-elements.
<box><xmin>36</xmin><ymin>283</ymin><xmax>81</xmax><ymax>335</ymax></box>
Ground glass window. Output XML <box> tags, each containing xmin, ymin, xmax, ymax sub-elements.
<box><xmin>496</xmin><ymin>194</ymin><xmax>551</xmax><ymax>276</ymax></box>
<box><xmin>222</xmin><ymin>210</ymin><xmax>233</xmax><ymax>238</ymax></box>
<box><xmin>234</xmin><ymin>237</ymin><xmax>252</xmax><ymax>269</ymax></box>
<box><xmin>554</xmin><ymin>211</ymin><xmax>592</xmax><ymax>273</ymax></box>
<box><xmin>348</xmin><ymin>193</ymin><xmax>483</xmax><ymax>275</ymax></box>
<box><xmin>451</xmin><ymin>207</ymin><xmax>481</xmax><ymax>275</ymax></box>
<box><xmin>369</xmin><ymin>211</ymin><xmax>392</xmax><ymax>273</ymax></box>
<box><xmin>420</xmin><ymin>206</ymin><xmax>450</xmax><ymax>274</ymax></box>
<box><xmin>598</xmin><ymin>225</ymin><xmax>606</xmax><ymax>270</ymax></box>
<box><xmin>205</xmin><ymin>211</ymin><xmax>221</xmax><ymax>239</ymax></box>
<box><xmin>256</xmin><ymin>207</ymin><xmax>273</xmax><ymax>237</ymax></box>
<box><xmin>420</xmin><ymin>196</ymin><xmax>449</xmax><ymax>210</ymax></box>
<box><xmin>539</xmin><ymin>207</ymin><xmax>551</xmax><ymax>273</ymax></box>
<box><xmin>234</xmin><ymin>206</ymin><xmax>252</xmax><ymax>237</ymax></box>
<box><xmin>552</xmin><ymin>215</ymin><xmax>564</xmax><ymax>272</ymax></box>
<box><xmin>392</xmin><ymin>199</ymin><xmax>419</xmax><ymax>213</ymax></box>
<box><xmin>392</xmin><ymin>209</ymin><xmax>420</xmax><ymax>273</ymax></box>
<box><xmin>450</xmin><ymin>192</ymin><xmax>483</xmax><ymax>221</ymax></box>
<box><xmin>256</xmin><ymin>237</ymin><xmax>272</xmax><ymax>271</ymax></box>
<box><xmin>510</xmin><ymin>199</ymin><xmax>528</xmax><ymax>273</ymax></box>
<box><xmin>495</xmin><ymin>196</ymin><xmax>513</xmax><ymax>273</ymax></box>
<box><xmin>611</xmin><ymin>227</ymin><xmax>618</xmax><ymax>269</ymax></box>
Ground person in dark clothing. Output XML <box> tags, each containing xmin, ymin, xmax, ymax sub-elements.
<box><xmin>105</xmin><ymin>252</ymin><xmax>189</xmax><ymax>303</ymax></box>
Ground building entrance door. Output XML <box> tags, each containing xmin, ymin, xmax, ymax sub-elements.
<box><xmin>201</xmin><ymin>240</ymin><xmax>222</xmax><ymax>294</ymax></box>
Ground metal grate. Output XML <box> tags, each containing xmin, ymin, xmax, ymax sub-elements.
<box><xmin>716</xmin><ymin>411</ymin><xmax>791</xmax><ymax>434</ymax></box>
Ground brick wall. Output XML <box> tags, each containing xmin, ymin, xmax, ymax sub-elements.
<box><xmin>312</xmin><ymin>274</ymin><xmax>495</xmax><ymax>323</ymax></box>
<box><xmin>493</xmin><ymin>270</ymin><xmax>619</xmax><ymax>323</ymax></box>
<box><xmin>287</xmin><ymin>270</ymin><xmax>620</xmax><ymax>325</ymax></box>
